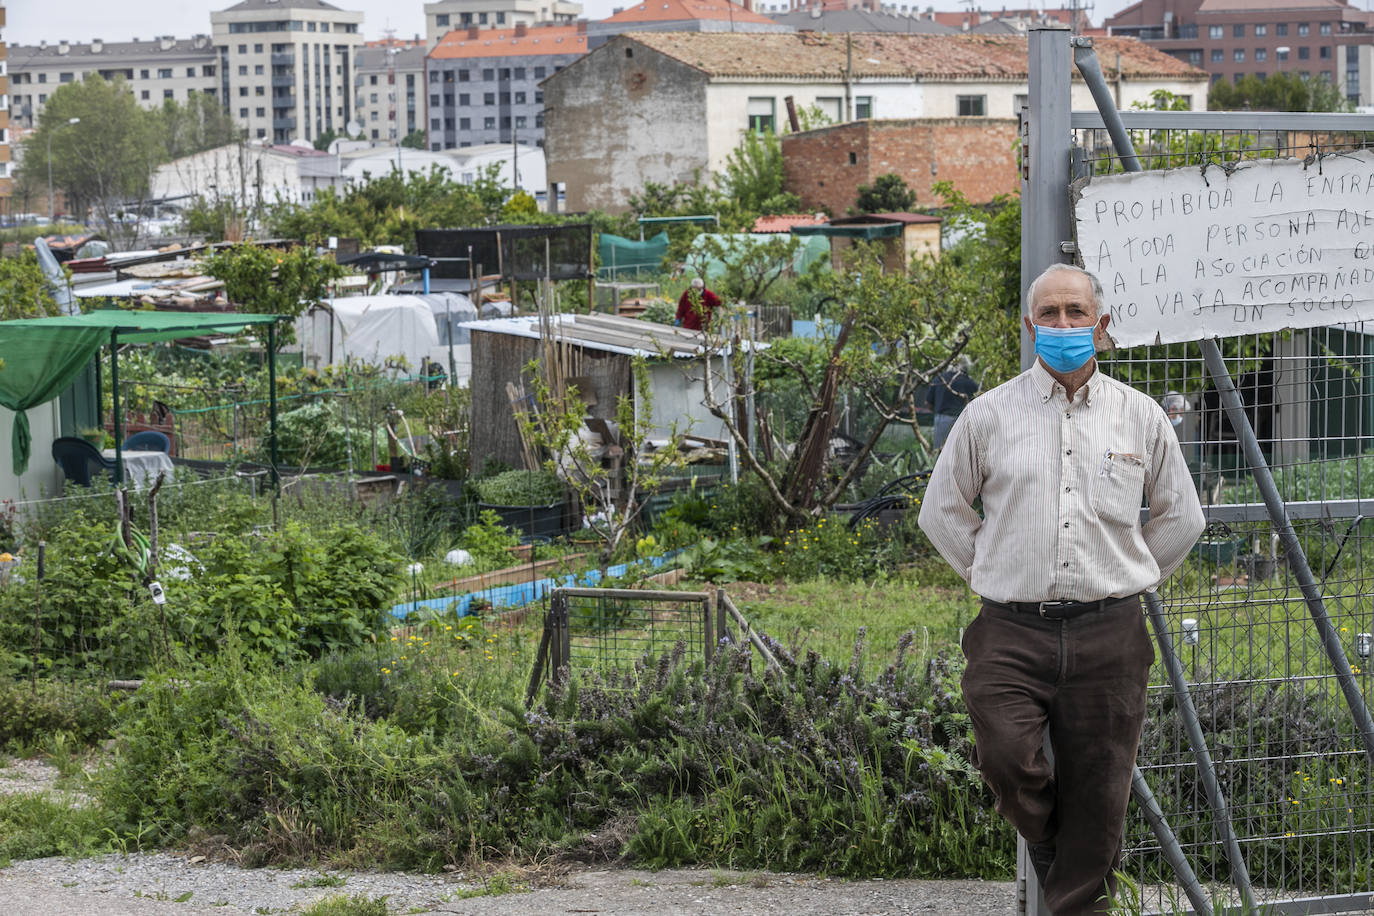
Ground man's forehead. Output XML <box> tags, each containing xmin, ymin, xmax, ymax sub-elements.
<box><xmin>1034</xmin><ymin>275</ymin><xmax>1093</xmax><ymax>306</ymax></box>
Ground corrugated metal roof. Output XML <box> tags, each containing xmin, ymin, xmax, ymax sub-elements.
<box><xmin>466</xmin><ymin>313</ymin><xmax>762</xmax><ymax>358</ymax></box>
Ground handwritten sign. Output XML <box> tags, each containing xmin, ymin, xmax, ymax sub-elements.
<box><xmin>1073</xmin><ymin>151</ymin><xmax>1374</xmax><ymax>348</ymax></box>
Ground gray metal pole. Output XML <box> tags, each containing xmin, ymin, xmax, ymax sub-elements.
<box><xmin>1144</xmin><ymin>591</ymin><xmax>1256</xmax><ymax>909</ymax></box>
<box><xmin>1131</xmin><ymin>767</ymin><xmax>1214</xmax><ymax>916</ymax></box>
<box><xmin>1021</xmin><ymin>25</ymin><xmax>1073</xmax><ymax>373</ymax></box>
<box><xmin>1201</xmin><ymin>341</ymin><xmax>1374</xmax><ymax>762</ymax></box>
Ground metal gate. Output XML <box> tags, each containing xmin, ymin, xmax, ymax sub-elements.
<box><xmin>1024</xmin><ymin>26</ymin><xmax>1374</xmax><ymax>915</ymax></box>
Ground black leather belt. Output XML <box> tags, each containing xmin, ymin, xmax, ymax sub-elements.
<box><xmin>986</xmin><ymin>595</ymin><xmax>1136</xmax><ymax>620</ymax></box>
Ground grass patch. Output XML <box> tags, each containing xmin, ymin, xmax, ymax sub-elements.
<box><xmin>0</xmin><ymin>793</ymin><xmax>113</xmax><ymax>866</ymax></box>
<box><xmin>291</xmin><ymin>872</ymin><xmax>347</xmax><ymax>888</ymax></box>
<box><xmin>298</xmin><ymin>894</ymin><xmax>390</xmax><ymax>916</ymax></box>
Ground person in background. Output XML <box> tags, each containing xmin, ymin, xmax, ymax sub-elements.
<box><xmin>918</xmin><ymin>263</ymin><xmax>1205</xmax><ymax>915</ymax></box>
<box><xmin>675</xmin><ymin>277</ymin><xmax>721</xmax><ymax>331</ymax></box>
<box><xmin>926</xmin><ymin>356</ymin><xmax>980</xmax><ymax>449</ymax></box>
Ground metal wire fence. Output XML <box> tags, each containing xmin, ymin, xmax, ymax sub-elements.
<box><xmin>1094</xmin><ymin>313</ymin><xmax>1374</xmax><ymax>907</ymax></box>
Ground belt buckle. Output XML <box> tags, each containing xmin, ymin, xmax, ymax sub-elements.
<box><xmin>1038</xmin><ymin>600</ymin><xmax>1068</xmax><ymax>618</ymax></box>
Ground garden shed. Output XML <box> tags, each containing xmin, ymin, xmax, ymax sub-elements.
<box><xmin>294</xmin><ymin>296</ymin><xmax>441</xmax><ymax>373</ymax></box>
<box><xmin>465</xmin><ymin>313</ymin><xmax>752</xmax><ymax>473</ymax></box>
<box><xmin>791</xmin><ymin>212</ymin><xmax>941</xmax><ymax>273</ymax></box>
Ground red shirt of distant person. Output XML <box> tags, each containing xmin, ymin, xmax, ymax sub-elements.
<box><xmin>676</xmin><ymin>278</ymin><xmax>721</xmax><ymax>331</ymax></box>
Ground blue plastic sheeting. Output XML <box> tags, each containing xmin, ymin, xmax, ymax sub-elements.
<box><xmin>389</xmin><ymin>551</ymin><xmax>682</xmax><ymax>620</ymax></box>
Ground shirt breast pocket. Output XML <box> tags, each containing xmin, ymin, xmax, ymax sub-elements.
<box><xmin>1090</xmin><ymin>452</ymin><xmax>1146</xmax><ymax>528</ymax></box>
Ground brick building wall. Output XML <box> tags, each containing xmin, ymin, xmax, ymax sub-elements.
<box><xmin>780</xmin><ymin>118</ymin><xmax>1020</xmax><ymax>216</ymax></box>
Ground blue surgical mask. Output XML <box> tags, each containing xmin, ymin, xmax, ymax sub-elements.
<box><xmin>1034</xmin><ymin>325</ymin><xmax>1097</xmax><ymax>373</ymax></box>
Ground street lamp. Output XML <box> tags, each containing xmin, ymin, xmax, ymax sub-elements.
<box><xmin>47</xmin><ymin>117</ymin><xmax>81</xmax><ymax>223</ymax></box>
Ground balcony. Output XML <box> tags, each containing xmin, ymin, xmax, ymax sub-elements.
<box><xmin>273</xmin><ymin>116</ymin><xmax>297</xmax><ymax>130</ymax></box>
<box><xmin>271</xmin><ymin>52</ymin><xmax>295</xmax><ymax>66</ymax></box>
<box><xmin>272</xmin><ymin>74</ymin><xmax>295</xmax><ymax>88</ymax></box>
<box><xmin>1177</xmin><ymin>24</ymin><xmax>1198</xmax><ymax>39</ymax></box>
<box><xmin>273</xmin><ymin>95</ymin><xmax>296</xmax><ymax>108</ymax></box>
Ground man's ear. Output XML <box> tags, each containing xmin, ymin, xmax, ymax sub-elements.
<box><xmin>1022</xmin><ymin>314</ymin><xmax>1036</xmax><ymax>340</ymax></box>
<box><xmin>1093</xmin><ymin>313</ymin><xmax>1113</xmax><ymax>351</ymax></box>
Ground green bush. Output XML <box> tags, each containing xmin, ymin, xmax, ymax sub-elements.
<box><xmin>0</xmin><ymin>680</ymin><xmax>115</xmax><ymax>748</ymax></box>
<box><xmin>472</xmin><ymin>469</ymin><xmax>564</xmax><ymax>506</ymax></box>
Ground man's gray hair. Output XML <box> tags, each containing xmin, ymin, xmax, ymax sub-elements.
<box><xmin>1027</xmin><ymin>264</ymin><xmax>1105</xmax><ymax>318</ymax></box>
<box><xmin>691</xmin><ymin>277</ymin><xmax>705</xmax><ymax>289</ymax></box>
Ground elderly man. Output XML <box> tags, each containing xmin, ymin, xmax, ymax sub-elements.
<box><xmin>675</xmin><ymin>277</ymin><xmax>721</xmax><ymax>331</ymax></box>
<box><xmin>918</xmin><ymin>264</ymin><xmax>1205</xmax><ymax>915</ymax></box>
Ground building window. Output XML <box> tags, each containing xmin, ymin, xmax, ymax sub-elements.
<box><xmin>1276</xmin><ymin>23</ymin><xmax>1288</xmax><ymax>35</ymax></box>
<box><xmin>1321</xmin><ymin>21</ymin><xmax>1332</xmax><ymax>35</ymax></box>
<box><xmin>429</xmin><ymin>71</ymin><xmax>439</xmax><ymax>83</ymax></box>
<box><xmin>484</xmin><ymin>116</ymin><xmax>495</xmax><ymax>128</ymax></box>
<box><xmin>1211</xmin><ymin>48</ymin><xmax>1224</xmax><ymax>62</ymax></box>
<box><xmin>1256</xmin><ymin>72</ymin><xmax>1266</xmax><ymax>80</ymax></box>
<box><xmin>1256</xmin><ymin>24</ymin><xmax>1267</xmax><ymax>36</ymax></box>
<box><xmin>370</xmin><ymin>92</ymin><xmax>378</xmax><ymax>103</ymax></box>
<box><xmin>484</xmin><ymin>92</ymin><xmax>495</xmax><ymax>104</ymax></box>
<box><xmin>142</xmin><ymin>90</ymin><xmax>151</xmax><ymax>100</ymax></box>
<box><xmin>1233</xmin><ymin>24</ymin><xmax>1245</xmax><ymax>37</ymax></box>
<box><xmin>535</xmin><ymin>112</ymin><xmax>544</xmax><ymax>127</ymax></box>
<box><xmin>957</xmin><ymin>94</ymin><xmax>987</xmax><ymax>116</ymax></box>
<box><xmin>515</xmin><ymin>115</ymin><xmax>527</xmax><ymax>128</ymax></box>
<box><xmin>855</xmin><ymin>95</ymin><xmax>873</xmax><ymax>119</ymax></box>
<box><xmin>164</xmin><ymin>89</ymin><xmax>174</xmax><ymax>99</ymax></box>
<box><xmin>1321</xmin><ymin>45</ymin><xmax>1332</xmax><ymax>59</ymax></box>
<box><xmin>1299</xmin><ymin>46</ymin><xmax>1310</xmax><ymax>59</ymax></box>
<box><xmin>496</xmin><ymin>11</ymin><xmax>506</xmax><ymax>23</ymax></box>
<box><xmin>1277</xmin><ymin>48</ymin><xmax>1290</xmax><ymax>60</ymax></box>
<box><xmin>514</xmin><ymin>91</ymin><xmax>526</xmax><ymax>103</ymax></box>
<box><xmin>240</xmin><ymin>86</ymin><xmax>248</xmax><ymax>96</ymax></box>
<box><xmin>238</xmin><ymin>44</ymin><xmax>248</xmax><ymax>53</ymax></box>
<box><xmin>499</xmin><ymin>68</ymin><xmax>511</xmax><ymax>79</ymax></box>
<box><xmin>498</xmin><ymin>92</ymin><xmax>510</xmax><ymax>104</ymax></box>
<box><xmin>515</xmin><ymin>67</ymin><xmax>526</xmax><ymax>79</ymax></box>
<box><xmin>186</xmin><ymin>67</ymin><xmax>195</xmax><ymax>78</ymax></box>
<box><xmin>241</xmin><ymin>107</ymin><xmax>250</xmax><ymax>117</ymax></box>
<box><xmin>60</xmin><ymin>72</ymin><xmax>74</xmax><ymax>83</ymax></box>
<box><xmin>256</xmin><ymin>107</ymin><xmax>265</xmax><ymax>116</ymax></box>
<box><xmin>479</xmin><ymin>12</ymin><xmax>488</xmax><ymax>23</ymax></box>
<box><xmin>308</xmin><ymin>21</ymin><xmax>316</xmax><ymax>31</ymax></box>
<box><xmin>256</xmin><ymin>86</ymin><xmax>265</xmax><ymax>95</ymax></box>
<box><xmin>456</xmin><ymin>93</ymin><xmax>467</xmax><ymax>105</ymax></box>
<box><xmin>239</xmin><ymin>65</ymin><xmax>249</xmax><ymax>75</ymax></box>
<box><xmin>1209</xmin><ymin>25</ymin><xmax>1223</xmax><ymax>39</ymax></box>
<box><xmin>1234</xmin><ymin>48</ymin><xmax>1246</xmax><ymax>62</ymax></box>
<box><xmin>500</xmin><ymin>116</ymin><xmax>510</xmax><ymax>128</ymax></box>
<box><xmin>431</xmin><ymin>117</ymin><xmax>441</xmax><ymax>129</ymax></box>
<box><xmin>431</xmin><ymin>93</ymin><xmax>440</xmax><ymax>106</ymax></box>
<box><xmin>255</xmin><ymin>64</ymin><xmax>265</xmax><ymax>74</ymax></box>
<box><xmin>482</xmin><ymin>68</ymin><xmax>495</xmax><ymax>80</ymax></box>
<box><xmin>534</xmin><ymin>66</ymin><xmax>546</xmax><ymax>78</ymax></box>
<box><xmin>1298</xmin><ymin>22</ymin><xmax>1309</xmax><ymax>35</ymax></box>
<box><xmin>460</xmin><ymin>117</ymin><xmax>470</xmax><ymax>129</ymax></box>
<box><xmin>370</xmin><ymin>111</ymin><xmax>378</xmax><ymax>121</ymax></box>
<box><xmin>255</xmin><ymin>43</ymin><xmax>264</xmax><ymax>53</ymax></box>
<box><xmin>203</xmin><ymin>65</ymin><xmax>216</xmax><ymax>76</ymax></box>
<box><xmin>1256</xmin><ymin>48</ymin><xmax>1267</xmax><ymax>61</ymax></box>
<box><xmin>370</xmin><ymin>75</ymin><xmax>377</xmax><ymax>85</ymax></box>
<box><xmin>461</xmin><ymin>12</ymin><xmax>472</xmax><ymax>24</ymax></box>
<box><xmin>535</xmin><ymin>90</ymin><xmax>543</xmax><ymax>103</ymax></box>
<box><xmin>747</xmin><ymin>96</ymin><xmax>775</xmax><ymax>133</ymax></box>
<box><xmin>458</xmin><ymin>70</ymin><xmax>470</xmax><ymax>81</ymax></box>
<box><xmin>436</xmin><ymin>13</ymin><xmax>449</xmax><ymax>26</ymax></box>
<box><xmin>37</xmin><ymin>74</ymin><xmax>47</xmax><ymax>83</ymax></box>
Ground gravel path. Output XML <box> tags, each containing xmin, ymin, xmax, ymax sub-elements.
<box><xmin>0</xmin><ymin>757</ymin><xmax>1018</xmax><ymax>915</ymax></box>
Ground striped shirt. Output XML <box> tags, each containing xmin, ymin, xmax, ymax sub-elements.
<box><xmin>917</xmin><ymin>361</ymin><xmax>1206</xmax><ymax>603</ymax></box>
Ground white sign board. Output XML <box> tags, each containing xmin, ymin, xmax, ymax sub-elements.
<box><xmin>1074</xmin><ymin>151</ymin><xmax>1374</xmax><ymax>348</ymax></box>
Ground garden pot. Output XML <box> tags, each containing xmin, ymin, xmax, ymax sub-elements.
<box><xmin>477</xmin><ymin>501</ymin><xmax>567</xmax><ymax>539</ymax></box>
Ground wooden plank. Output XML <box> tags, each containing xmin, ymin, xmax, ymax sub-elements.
<box><xmin>432</xmin><ymin>552</ymin><xmax>588</xmax><ymax>595</ymax></box>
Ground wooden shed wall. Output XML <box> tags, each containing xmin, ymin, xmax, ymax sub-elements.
<box><xmin>468</xmin><ymin>330</ymin><xmax>632</xmax><ymax>474</ymax></box>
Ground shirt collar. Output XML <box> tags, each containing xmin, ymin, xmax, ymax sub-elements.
<box><xmin>1030</xmin><ymin>359</ymin><xmax>1100</xmax><ymax>407</ymax></box>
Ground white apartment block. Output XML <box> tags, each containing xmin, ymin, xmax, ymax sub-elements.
<box><xmin>211</xmin><ymin>0</ymin><xmax>365</xmax><ymax>145</ymax></box>
<box><xmin>423</xmin><ymin>0</ymin><xmax>582</xmax><ymax>47</ymax></box>
<box><xmin>354</xmin><ymin>43</ymin><xmax>426</xmax><ymax>142</ymax></box>
<box><xmin>7</xmin><ymin>36</ymin><xmax>219</xmax><ymax>130</ymax></box>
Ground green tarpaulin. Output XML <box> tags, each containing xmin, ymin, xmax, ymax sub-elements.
<box><xmin>0</xmin><ymin>310</ymin><xmax>280</xmax><ymax>474</ymax></box>
<box><xmin>599</xmin><ymin>231</ymin><xmax>669</xmax><ymax>277</ymax></box>
<box><xmin>789</xmin><ymin>222</ymin><xmax>903</xmax><ymax>240</ymax></box>
<box><xmin>687</xmin><ymin>232</ymin><xmax>831</xmax><ymax>283</ymax></box>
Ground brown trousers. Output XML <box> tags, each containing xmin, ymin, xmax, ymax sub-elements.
<box><xmin>961</xmin><ymin>596</ymin><xmax>1154</xmax><ymax>916</ymax></box>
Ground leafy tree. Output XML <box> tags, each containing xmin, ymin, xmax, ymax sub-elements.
<box><xmin>154</xmin><ymin>92</ymin><xmax>242</xmax><ymax>161</ymax></box>
<box><xmin>854</xmin><ymin>173</ymin><xmax>917</xmax><ymax>214</ymax></box>
<box><xmin>203</xmin><ymin>243</ymin><xmax>346</xmax><ymax>330</ymax></box>
<box><xmin>1210</xmin><ymin>72</ymin><xmax>1350</xmax><ymax>112</ymax></box>
<box><xmin>717</xmin><ymin>129</ymin><xmax>800</xmax><ymax>217</ymax></box>
<box><xmin>401</xmin><ymin>129</ymin><xmax>427</xmax><ymax>150</ymax></box>
<box><xmin>313</xmin><ymin>128</ymin><xmax>341</xmax><ymax>152</ymax></box>
<box><xmin>0</xmin><ymin>251</ymin><xmax>62</xmax><ymax>320</ymax></box>
<box><xmin>20</xmin><ymin>75</ymin><xmax>160</xmax><ymax>241</ymax></box>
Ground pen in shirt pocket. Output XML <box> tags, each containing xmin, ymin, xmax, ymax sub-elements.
<box><xmin>1099</xmin><ymin>449</ymin><xmax>1144</xmax><ymax>478</ymax></box>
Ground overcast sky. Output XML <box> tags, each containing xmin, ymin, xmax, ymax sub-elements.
<box><xmin>4</xmin><ymin>0</ymin><xmax>1146</xmax><ymax>46</ymax></box>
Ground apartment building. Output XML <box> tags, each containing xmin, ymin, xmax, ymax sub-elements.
<box><xmin>211</xmin><ymin>0</ymin><xmax>365</xmax><ymax>145</ymax></box>
<box><xmin>425</xmin><ymin>21</ymin><xmax>586</xmax><ymax>149</ymax></box>
<box><xmin>354</xmin><ymin>41</ymin><xmax>426</xmax><ymax>142</ymax></box>
<box><xmin>7</xmin><ymin>36</ymin><xmax>219</xmax><ymax>130</ymax></box>
<box><xmin>1105</xmin><ymin>0</ymin><xmax>1373</xmax><ymax>103</ymax></box>
<box><xmin>0</xmin><ymin>4</ymin><xmax>10</xmax><ymax>212</ymax></box>
<box><xmin>424</xmin><ymin>0</ymin><xmax>583</xmax><ymax>47</ymax></box>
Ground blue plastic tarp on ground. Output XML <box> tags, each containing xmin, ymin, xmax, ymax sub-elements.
<box><xmin>390</xmin><ymin>551</ymin><xmax>681</xmax><ymax>620</ymax></box>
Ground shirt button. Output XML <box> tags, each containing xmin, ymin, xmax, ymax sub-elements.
<box><xmin>1065</xmin><ymin>412</ymin><xmax>1071</xmax><ymax>418</ymax></box>
<box><xmin>1062</xmin><ymin>561</ymin><xmax>1070</xmax><ymax>567</ymax></box>
<box><xmin>1063</xmin><ymin>522</ymin><xmax>1070</xmax><ymax>528</ymax></box>
<box><xmin>1066</xmin><ymin>449</ymin><xmax>1073</xmax><ymax>455</ymax></box>
<box><xmin>1065</xmin><ymin>486</ymin><xmax>1071</xmax><ymax>492</ymax></box>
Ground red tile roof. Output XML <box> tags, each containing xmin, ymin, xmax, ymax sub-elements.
<box><xmin>603</xmin><ymin>0</ymin><xmax>779</xmax><ymax>25</ymax></box>
<box><xmin>430</xmin><ymin>24</ymin><xmax>588</xmax><ymax>59</ymax></box>
<box><xmin>624</xmin><ymin>31</ymin><xmax>1205</xmax><ymax>80</ymax></box>
<box><xmin>752</xmin><ymin>213</ymin><xmax>828</xmax><ymax>232</ymax></box>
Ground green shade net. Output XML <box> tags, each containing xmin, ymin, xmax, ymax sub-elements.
<box><xmin>688</xmin><ymin>232</ymin><xmax>831</xmax><ymax>282</ymax></box>
<box><xmin>598</xmin><ymin>231</ymin><xmax>669</xmax><ymax>276</ymax></box>
<box><xmin>789</xmin><ymin>222</ymin><xmax>904</xmax><ymax>240</ymax></box>
<box><xmin>0</xmin><ymin>310</ymin><xmax>279</xmax><ymax>474</ymax></box>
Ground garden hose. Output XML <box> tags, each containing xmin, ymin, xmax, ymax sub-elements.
<box><xmin>846</xmin><ymin>471</ymin><xmax>932</xmax><ymax>531</ymax></box>
<box><xmin>109</xmin><ymin>525</ymin><xmax>152</xmax><ymax>578</ymax></box>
